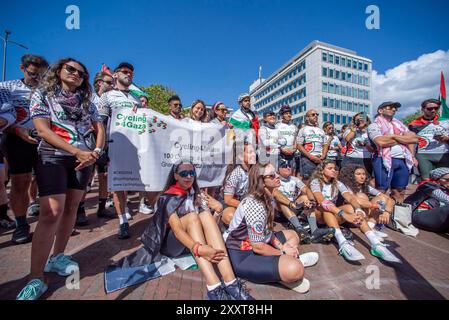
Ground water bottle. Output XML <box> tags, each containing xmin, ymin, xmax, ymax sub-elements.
<box><xmin>375</xmin><ymin>200</ymin><xmax>386</xmax><ymax>230</ymax></box>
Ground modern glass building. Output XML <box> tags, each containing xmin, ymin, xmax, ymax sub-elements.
<box><xmin>249</xmin><ymin>40</ymin><xmax>372</xmax><ymax>130</ymax></box>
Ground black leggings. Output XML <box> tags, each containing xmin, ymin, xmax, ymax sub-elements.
<box><xmin>412</xmin><ymin>207</ymin><xmax>449</xmax><ymax>233</ymax></box>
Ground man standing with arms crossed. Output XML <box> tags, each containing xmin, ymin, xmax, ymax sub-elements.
<box><xmin>97</xmin><ymin>62</ymin><xmax>143</xmax><ymax>239</ymax></box>
<box><xmin>296</xmin><ymin>109</ymin><xmax>329</xmax><ymax>182</ymax></box>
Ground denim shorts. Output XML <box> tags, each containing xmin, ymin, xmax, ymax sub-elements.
<box><xmin>373</xmin><ymin>156</ymin><xmax>409</xmax><ymax>190</ymax></box>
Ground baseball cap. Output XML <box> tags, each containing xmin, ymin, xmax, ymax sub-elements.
<box><xmin>377</xmin><ymin>101</ymin><xmax>401</xmax><ymax>110</ymax></box>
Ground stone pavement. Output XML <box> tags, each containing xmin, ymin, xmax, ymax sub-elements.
<box><xmin>1</xmin><ymin>184</ymin><xmax>449</xmax><ymax>300</ymax></box>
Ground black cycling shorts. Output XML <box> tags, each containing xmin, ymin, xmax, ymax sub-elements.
<box><xmin>1</xmin><ymin>133</ymin><xmax>38</xmax><ymax>174</ymax></box>
<box><xmin>227</xmin><ymin>231</ymin><xmax>286</xmax><ymax>284</ymax></box>
<box><xmin>36</xmin><ymin>155</ymin><xmax>94</xmax><ymax>197</ymax></box>
<box><xmin>96</xmin><ymin>151</ymin><xmax>109</xmax><ymax>174</ymax></box>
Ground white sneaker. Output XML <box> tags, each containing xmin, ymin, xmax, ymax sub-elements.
<box><xmin>299</xmin><ymin>252</ymin><xmax>319</xmax><ymax>268</ymax></box>
<box><xmin>281</xmin><ymin>278</ymin><xmax>310</xmax><ymax>293</ymax></box>
<box><xmin>368</xmin><ymin>221</ymin><xmax>376</xmax><ymax>229</ymax></box>
<box><xmin>139</xmin><ymin>203</ymin><xmax>153</xmax><ymax>215</ymax></box>
<box><xmin>338</xmin><ymin>241</ymin><xmax>365</xmax><ymax>261</ymax></box>
<box><xmin>370</xmin><ymin>243</ymin><xmax>402</xmax><ymax>263</ymax></box>
<box><xmin>125</xmin><ymin>207</ymin><xmax>132</xmax><ymax>220</ymax></box>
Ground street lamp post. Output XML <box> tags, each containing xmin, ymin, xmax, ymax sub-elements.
<box><xmin>0</xmin><ymin>30</ymin><xmax>28</xmax><ymax>81</ymax></box>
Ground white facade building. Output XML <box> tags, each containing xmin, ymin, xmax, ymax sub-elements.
<box><xmin>249</xmin><ymin>40</ymin><xmax>373</xmax><ymax>130</ymax></box>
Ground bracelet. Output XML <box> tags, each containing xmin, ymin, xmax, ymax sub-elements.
<box><xmin>338</xmin><ymin>210</ymin><xmax>345</xmax><ymax>217</ymax></box>
<box><xmin>193</xmin><ymin>243</ymin><xmax>202</xmax><ymax>258</ymax></box>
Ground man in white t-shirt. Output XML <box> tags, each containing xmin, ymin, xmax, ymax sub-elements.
<box><xmin>408</xmin><ymin>99</ymin><xmax>449</xmax><ymax>181</ymax></box>
<box><xmin>296</xmin><ymin>109</ymin><xmax>329</xmax><ymax>181</ymax></box>
<box><xmin>258</xmin><ymin>110</ymin><xmax>280</xmax><ymax>166</ymax></box>
<box><xmin>276</xmin><ymin>105</ymin><xmax>298</xmax><ymax>170</ymax></box>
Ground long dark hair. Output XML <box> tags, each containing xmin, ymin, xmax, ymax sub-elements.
<box><xmin>247</xmin><ymin>162</ymin><xmax>274</xmax><ymax>229</ymax></box>
<box><xmin>222</xmin><ymin>142</ymin><xmax>254</xmax><ymax>190</ymax></box>
<box><xmin>38</xmin><ymin>57</ymin><xmax>92</xmax><ymax>108</ymax></box>
<box><xmin>309</xmin><ymin>160</ymin><xmax>338</xmax><ymax>198</ymax></box>
<box><xmin>161</xmin><ymin>161</ymin><xmax>201</xmax><ymax>205</ymax></box>
<box><xmin>339</xmin><ymin>164</ymin><xmax>370</xmax><ymax>194</ymax></box>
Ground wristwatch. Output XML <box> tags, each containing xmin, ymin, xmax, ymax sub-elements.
<box><xmin>338</xmin><ymin>209</ymin><xmax>345</xmax><ymax>217</ymax></box>
<box><xmin>93</xmin><ymin>148</ymin><xmax>103</xmax><ymax>156</ymax></box>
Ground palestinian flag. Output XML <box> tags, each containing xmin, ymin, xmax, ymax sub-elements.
<box><xmin>101</xmin><ymin>64</ymin><xmax>150</xmax><ymax>99</ymax></box>
<box><xmin>440</xmin><ymin>71</ymin><xmax>449</xmax><ymax>120</ymax></box>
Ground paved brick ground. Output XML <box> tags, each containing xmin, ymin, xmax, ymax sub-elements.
<box><xmin>1</xmin><ymin>184</ymin><xmax>448</xmax><ymax>300</ymax></box>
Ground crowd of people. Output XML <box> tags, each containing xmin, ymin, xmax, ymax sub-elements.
<box><xmin>0</xmin><ymin>54</ymin><xmax>448</xmax><ymax>301</ymax></box>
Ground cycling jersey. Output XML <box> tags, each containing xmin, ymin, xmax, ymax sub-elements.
<box><xmin>223</xmin><ymin>166</ymin><xmax>249</xmax><ymax>201</ymax></box>
<box><xmin>325</xmin><ymin>134</ymin><xmax>341</xmax><ymax>158</ymax></box>
<box><xmin>30</xmin><ymin>88</ymin><xmax>102</xmax><ymax>157</ymax></box>
<box><xmin>310</xmin><ymin>178</ymin><xmax>350</xmax><ymax>203</ymax></box>
<box><xmin>343</xmin><ymin>128</ymin><xmax>372</xmax><ymax>158</ymax></box>
<box><xmin>276</xmin><ymin>121</ymin><xmax>297</xmax><ymax>149</ymax></box>
<box><xmin>97</xmin><ymin>89</ymin><xmax>142</xmax><ymax>118</ymax></box>
<box><xmin>278</xmin><ymin>175</ymin><xmax>306</xmax><ymax>201</ymax></box>
<box><xmin>258</xmin><ymin>124</ymin><xmax>280</xmax><ymax>156</ymax></box>
<box><xmin>224</xmin><ymin>196</ymin><xmax>273</xmax><ymax>251</ymax></box>
<box><xmin>410</xmin><ymin>119</ymin><xmax>449</xmax><ymax>154</ymax></box>
<box><xmin>0</xmin><ymin>79</ymin><xmax>34</xmax><ymax>129</ymax></box>
<box><xmin>296</xmin><ymin>125</ymin><xmax>327</xmax><ymax>157</ymax></box>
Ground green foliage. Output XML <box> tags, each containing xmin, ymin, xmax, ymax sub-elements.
<box><xmin>140</xmin><ymin>84</ymin><xmax>177</xmax><ymax>115</ymax></box>
<box><xmin>401</xmin><ymin>110</ymin><xmax>422</xmax><ymax>125</ymax></box>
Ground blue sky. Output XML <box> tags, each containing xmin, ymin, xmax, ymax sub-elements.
<box><xmin>1</xmin><ymin>0</ymin><xmax>449</xmax><ymax>112</ymax></box>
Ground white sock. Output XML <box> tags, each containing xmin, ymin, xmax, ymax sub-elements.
<box><xmin>365</xmin><ymin>230</ymin><xmax>381</xmax><ymax>246</ymax></box>
<box><xmin>119</xmin><ymin>214</ymin><xmax>128</xmax><ymax>225</ymax></box>
<box><xmin>224</xmin><ymin>279</ymin><xmax>237</xmax><ymax>287</ymax></box>
<box><xmin>206</xmin><ymin>282</ymin><xmax>221</xmax><ymax>291</ymax></box>
<box><xmin>334</xmin><ymin>228</ymin><xmax>346</xmax><ymax>247</ymax></box>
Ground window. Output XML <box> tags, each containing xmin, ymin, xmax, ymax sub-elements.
<box><xmin>353</xmin><ymin>60</ymin><xmax>357</xmax><ymax>69</ymax></box>
<box><xmin>322</xmin><ymin>67</ymin><xmax>327</xmax><ymax>77</ymax></box>
<box><xmin>347</xmin><ymin>59</ymin><xmax>352</xmax><ymax>68</ymax></box>
<box><xmin>348</xmin><ymin>116</ymin><xmax>352</xmax><ymax>123</ymax></box>
<box><xmin>322</xmin><ymin>52</ymin><xmax>327</xmax><ymax>62</ymax></box>
<box><xmin>335</xmin><ymin>56</ymin><xmax>340</xmax><ymax>65</ymax></box>
<box><xmin>336</xmin><ymin>70</ymin><xmax>340</xmax><ymax>79</ymax></box>
<box><xmin>343</xmin><ymin>115</ymin><xmax>347</xmax><ymax>124</ymax></box>
<box><xmin>347</xmin><ymin>73</ymin><xmax>352</xmax><ymax>82</ymax></box>
<box><xmin>342</xmin><ymin>72</ymin><xmax>346</xmax><ymax>81</ymax></box>
<box><xmin>342</xmin><ymin>101</ymin><xmax>347</xmax><ymax>110</ymax></box>
<box><xmin>330</xmin><ymin>114</ymin><xmax>335</xmax><ymax>122</ymax></box>
<box><xmin>341</xmin><ymin>57</ymin><xmax>346</xmax><ymax>67</ymax></box>
<box><xmin>330</xmin><ymin>99</ymin><xmax>335</xmax><ymax>108</ymax></box>
<box><xmin>329</xmin><ymin>69</ymin><xmax>334</xmax><ymax>78</ymax></box>
<box><xmin>342</xmin><ymin>86</ymin><xmax>347</xmax><ymax>96</ymax></box>
<box><xmin>337</xmin><ymin>115</ymin><xmax>341</xmax><ymax>124</ymax></box>
<box><xmin>322</xmin><ymin>82</ymin><xmax>328</xmax><ymax>92</ymax></box>
<box><xmin>329</xmin><ymin>83</ymin><xmax>334</xmax><ymax>94</ymax></box>
<box><xmin>323</xmin><ymin>97</ymin><xmax>328</xmax><ymax>107</ymax></box>
<box><xmin>348</xmin><ymin>102</ymin><xmax>353</xmax><ymax>111</ymax></box>
<box><xmin>323</xmin><ymin>113</ymin><xmax>328</xmax><ymax>122</ymax></box>
<box><xmin>358</xmin><ymin>62</ymin><xmax>363</xmax><ymax>70</ymax></box>
<box><xmin>336</xmin><ymin>85</ymin><xmax>341</xmax><ymax>95</ymax></box>
<box><xmin>336</xmin><ymin>99</ymin><xmax>341</xmax><ymax>109</ymax></box>
<box><xmin>364</xmin><ymin>63</ymin><xmax>368</xmax><ymax>72</ymax></box>
<box><xmin>329</xmin><ymin>54</ymin><xmax>334</xmax><ymax>63</ymax></box>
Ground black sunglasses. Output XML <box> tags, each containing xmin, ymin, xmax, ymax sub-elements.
<box><xmin>64</xmin><ymin>64</ymin><xmax>87</xmax><ymax>79</ymax></box>
<box><xmin>177</xmin><ymin>170</ymin><xmax>196</xmax><ymax>178</ymax></box>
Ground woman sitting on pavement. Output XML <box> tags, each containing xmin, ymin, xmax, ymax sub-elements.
<box><xmin>224</xmin><ymin>162</ymin><xmax>319</xmax><ymax>293</ymax></box>
<box><xmin>338</xmin><ymin>164</ymin><xmax>396</xmax><ymax>240</ymax></box>
<box><xmin>405</xmin><ymin>167</ymin><xmax>449</xmax><ymax>233</ymax></box>
<box><xmin>309</xmin><ymin>160</ymin><xmax>401</xmax><ymax>263</ymax></box>
<box><xmin>221</xmin><ymin>143</ymin><xmax>256</xmax><ymax>226</ymax></box>
<box><xmin>109</xmin><ymin>161</ymin><xmax>254</xmax><ymax>300</ymax></box>
<box><xmin>276</xmin><ymin>159</ymin><xmax>335</xmax><ymax>244</ymax></box>
<box><xmin>17</xmin><ymin>58</ymin><xmax>106</xmax><ymax>300</ymax></box>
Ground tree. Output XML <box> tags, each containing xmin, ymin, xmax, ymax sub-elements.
<box><xmin>401</xmin><ymin>110</ymin><xmax>422</xmax><ymax>125</ymax></box>
<box><xmin>140</xmin><ymin>84</ymin><xmax>177</xmax><ymax>115</ymax></box>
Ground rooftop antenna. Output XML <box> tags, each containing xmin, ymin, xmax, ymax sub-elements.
<box><xmin>258</xmin><ymin>65</ymin><xmax>262</xmax><ymax>82</ymax></box>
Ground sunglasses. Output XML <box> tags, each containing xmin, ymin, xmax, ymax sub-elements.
<box><xmin>309</xmin><ymin>113</ymin><xmax>319</xmax><ymax>117</ymax></box>
<box><xmin>64</xmin><ymin>64</ymin><xmax>87</xmax><ymax>79</ymax></box>
<box><xmin>217</xmin><ymin>108</ymin><xmax>228</xmax><ymax>112</ymax></box>
<box><xmin>279</xmin><ymin>164</ymin><xmax>292</xmax><ymax>169</ymax></box>
<box><xmin>177</xmin><ymin>170</ymin><xmax>196</xmax><ymax>178</ymax></box>
<box><xmin>173</xmin><ymin>103</ymin><xmax>183</xmax><ymax>107</ymax></box>
<box><xmin>384</xmin><ymin>106</ymin><xmax>397</xmax><ymax>110</ymax></box>
<box><xmin>119</xmin><ymin>69</ymin><xmax>133</xmax><ymax>76</ymax></box>
<box><xmin>101</xmin><ymin>79</ymin><xmax>114</xmax><ymax>85</ymax></box>
<box><xmin>263</xmin><ymin>173</ymin><xmax>278</xmax><ymax>179</ymax></box>
<box><xmin>425</xmin><ymin>107</ymin><xmax>440</xmax><ymax>111</ymax></box>
<box><xmin>25</xmin><ymin>69</ymin><xmax>42</xmax><ymax>79</ymax></box>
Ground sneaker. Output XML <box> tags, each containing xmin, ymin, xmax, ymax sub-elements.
<box><xmin>44</xmin><ymin>253</ymin><xmax>79</xmax><ymax>276</ymax></box>
<box><xmin>370</xmin><ymin>243</ymin><xmax>402</xmax><ymax>263</ymax></box>
<box><xmin>287</xmin><ymin>223</ymin><xmax>311</xmax><ymax>244</ymax></box>
<box><xmin>0</xmin><ymin>215</ymin><xmax>16</xmax><ymax>230</ymax></box>
<box><xmin>12</xmin><ymin>224</ymin><xmax>31</xmax><ymax>244</ymax></box>
<box><xmin>118</xmin><ymin>222</ymin><xmax>130</xmax><ymax>239</ymax></box>
<box><xmin>281</xmin><ymin>277</ymin><xmax>310</xmax><ymax>293</ymax></box>
<box><xmin>139</xmin><ymin>203</ymin><xmax>154</xmax><ymax>215</ymax></box>
<box><xmin>338</xmin><ymin>241</ymin><xmax>365</xmax><ymax>261</ymax></box>
<box><xmin>311</xmin><ymin>227</ymin><xmax>335</xmax><ymax>243</ymax></box>
<box><xmin>27</xmin><ymin>202</ymin><xmax>40</xmax><ymax>217</ymax></box>
<box><xmin>225</xmin><ymin>279</ymin><xmax>255</xmax><ymax>300</ymax></box>
<box><xmin>125</xmin><ymin>207</ymin><xmax>133</xmax><ymax>220</ymax></box>
<box><xmin>16</xmin><ymin>279</ymin><xmax>48</xmax><ymax>300</ymax></box>
<box><xmin>206</xmin><ymin>285</ymin><xmax>229</xmax><ymax>300</ymax></box>
<box><xmin>368</xmin><ymin>221</ymin><xmax>376</xmax><ymax>229</ymax></box>
<box><xmin>97</xmin><ymin>208</ymin><xmax>116</xmax><ymax>219</ymax></box>
<box><xmin>299</xmin><ymin>252</ymin><xmax>319</xmax><ymax>268</ymax></box>
<box><xmin>76</xmin><ymin>210</ymin><xmax>89</xmax><ymax>226</ymax></box>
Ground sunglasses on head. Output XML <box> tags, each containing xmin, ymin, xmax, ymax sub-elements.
<box><xmin>64</xmin><ymin>64</ymin><xmax>87</xmax><ymax>79</ymax></box>
<box><xmin>177</xmin><ymin>170</ymin><xmax>196</xmax><ymax>178</ymax></box>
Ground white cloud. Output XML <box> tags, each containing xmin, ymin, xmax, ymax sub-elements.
<box><xmin>372</xmin><ymin>50</ymin><xmax>449</xmax><ymax>119</ymax></box>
